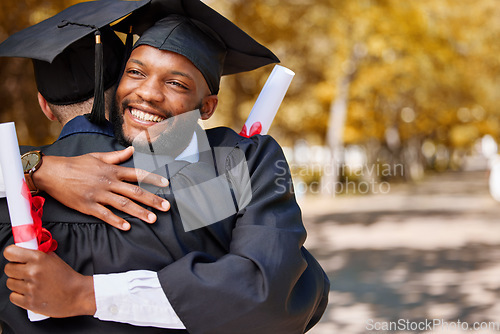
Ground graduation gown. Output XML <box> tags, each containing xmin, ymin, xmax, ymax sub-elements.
<box><xmin>0</xmin><ymin>126</ymin><xmax>329</xmax><ymax>334</ymax></box>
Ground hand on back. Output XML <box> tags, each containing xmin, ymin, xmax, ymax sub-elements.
<box><xmin>34</xmin><ymin>147</ymin><xmax>170</xmax><ymax>230</ymax></box>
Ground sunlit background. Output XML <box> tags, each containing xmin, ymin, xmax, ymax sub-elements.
<box><xmin>1</xmin><ymin>0</ymin><xmax>500</xmax><ymax>333</ymax></box>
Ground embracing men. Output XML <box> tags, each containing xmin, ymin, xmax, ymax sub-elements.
<box><xmin>0</xmin><ymin>0</ymin><xmax>329</xmax><ymax>333</ymax></box>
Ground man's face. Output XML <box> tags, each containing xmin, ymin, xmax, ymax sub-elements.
<box><xmin>112</xmin><ymin>45</ymin><xmax>216</xmax><ymax>150</ymax></box>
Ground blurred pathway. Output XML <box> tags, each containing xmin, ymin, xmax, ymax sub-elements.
<box><xmin>302</xmin><ymin>171</ymin><xmax>500</xmax><ymax>334</ymax></box>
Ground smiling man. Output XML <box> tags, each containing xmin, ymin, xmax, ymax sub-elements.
<box><xmin>114</xmin><ymin>46</ymin><xmax>216</xmax><ymax>149</ymax></box>
<box><xmin>112</xmin><ymin>44</ymin><xmax>216</xmax><ymax>155</ymax></box>
<box><xmin>111</xmin><ymin>16</ymin><xmax>220</xmax><ymax>157</ymax></box>
<box><xmin>2</xmin><ymin>10</ymin><xmax>329</xmax><ymax>334</ymax></box>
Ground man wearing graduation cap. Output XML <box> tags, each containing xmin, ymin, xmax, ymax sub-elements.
<box><xmin>0</xmin><ymin>0</ymin><xmax>170</xmax><ymax>228</ymax></box>
<box><xmin>0</xmin><ymin>6</ymin><xmax>180</xmax><ymax>333</ymax></box>
<box><xmin>2</xmin><ymin>3</ymin><xmax>329</xmax><ymax>334</ymax></box>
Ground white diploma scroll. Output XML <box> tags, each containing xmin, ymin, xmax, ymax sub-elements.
<box><xmin>0</xmin><ymin>122</ymin><xmax>48</xmax><ymax>321</ymax></box>
<box><xmin>0</xmin><ymin>164</ymin><xmax>6</xmax><ymax>198</ymax></box>
<box><xmin>241</xmin><ymin>65</ymin><xmax>295</xmax><ymax>137</ymax></box>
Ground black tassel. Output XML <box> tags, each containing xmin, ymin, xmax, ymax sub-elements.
<box><xmin>125</xmin><ymin>26</ymin><xmax>134</xmax><ymax>59</ymax></box>
<box><xmin>88</xmin><ymin>30</ymin><xmax>106</xmax><ymax>125</ymax></box>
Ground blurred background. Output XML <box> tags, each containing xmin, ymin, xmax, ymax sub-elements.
<box><xmin>1</xmin><ymin>0</ymin><xmax>500</xmax><ymax>333</ymax></box>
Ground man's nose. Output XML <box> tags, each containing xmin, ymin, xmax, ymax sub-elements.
<box><xmin>134</xmin><ymin>78</ymin><xmax>164</xmax><ymax>103</ymax></box>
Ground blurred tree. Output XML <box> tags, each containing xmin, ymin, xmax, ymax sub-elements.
<box><xmin>207</xmin><ymin>0</ymin><xmax>500</xmax><ymax>186</ymax></box>
<box><xmin>1</xmin><ymin>0</ymin><xmax>498</xmax><ymax>180</ymax></box>
<box><xmin>0</xmin><ymin>0</ymin><xmax>79</xmax><ymax>145</ymax></box>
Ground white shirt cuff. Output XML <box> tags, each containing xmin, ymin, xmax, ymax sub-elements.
<box><xmin>93</xmin><ymin>270</ymin><xmax>185</xmax><ymax>329</ymax></box>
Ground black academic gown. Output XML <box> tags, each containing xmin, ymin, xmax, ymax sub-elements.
<box><xmin>0</xmin><ymin>126</ymin><xmax>329</xmax><ymax>334</ymax></box>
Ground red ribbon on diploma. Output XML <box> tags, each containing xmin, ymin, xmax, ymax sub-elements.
<box><xmin>11</xmin><ymin>181</ymin><xmax>58</xmax><ymax>253</ymax></box>
<box><xmin>239</xmin><ymin>122</ymin><xmax>262</xmax><ymax>138</ymax></box>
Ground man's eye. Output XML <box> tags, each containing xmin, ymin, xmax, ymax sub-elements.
<box><xmin>127</xmin><ymin>70</ymin><xmax>143</xmax><ymax>76</ymax></box>
<box><xmin>168</xmin><ymin>81</ymin><xmax>188</xmax><ymax>89</ymax></box>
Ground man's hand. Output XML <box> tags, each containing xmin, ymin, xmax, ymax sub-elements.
<box><xmin>3</xmin><ymin>245</ymin><xmax>95</xmax><ymax>318</ymax></box>
<box><xmin>33</xmin><ymin>146</ymin><xmax>170</xmax><ymax>230</ymax></box>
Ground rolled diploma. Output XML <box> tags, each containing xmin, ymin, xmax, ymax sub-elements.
<box><xmin>242</xmin><ymin>65</ymin><xmax>295</xmax><ymax>136</ymax></box>
<box><xmin>0</xmin><ymin>122</ymin><xmax>48</xmax><ymax>321</ymax></box>
<box><xmin>0</xmin><ymin>164</ymin><xmax>6</xmax><ymax>198</ymax></box>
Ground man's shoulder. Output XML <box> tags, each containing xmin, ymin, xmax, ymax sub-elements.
<box><xmin>20</xmin><ymin>144</ymin><xmax>48</xmax><ymax>155</ymax></box>
<box><xmin>32</xmin><ymin>133</ymin><xmax>124</xmax><ymax>157</ymax></box>
<box><xmin>205</xmin><ymin>126</ymin><xmax>244</xmax><ymax>148</ymax></box>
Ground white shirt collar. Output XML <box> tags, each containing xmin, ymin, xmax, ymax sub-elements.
<box><xmin>175</xmin><ymin>132</ymin><xmax>199</xmax><ymax>163</ymax></box>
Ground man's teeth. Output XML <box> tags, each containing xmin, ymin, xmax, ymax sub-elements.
<box><xmin>130</xmin><ymin>108</ymin><xmax>164</xmax><ymax>122</ymax></box>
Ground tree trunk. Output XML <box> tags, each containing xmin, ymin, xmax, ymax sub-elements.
<box><xmin>322</xmin><ymin>45</ymin><xmax>364</xmax><ymax>196</ymax></box>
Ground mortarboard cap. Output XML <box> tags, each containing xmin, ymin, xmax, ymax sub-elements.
<box><xmin>0</xmin><ymin>0</ymin><xmax>151</xmax><ymax>123</ymax></box>
<box><xmin>133</xmin><ymin>15</ymin><xmax>227</xmax><ymax>94</ymax></box>
<box><xmin>33</xmin><ymin>26</ymin><xmax>124</xmax><ymax>105</ymax></box>
<box><xmin>115</xmin><ymin>0</ymin><xmax>280</xmax><ymax>95</ymax></box>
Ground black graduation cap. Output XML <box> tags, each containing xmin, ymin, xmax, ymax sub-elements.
<box><xmin>32</xmin><ymin>26</ymin><xmax>124</xmax><ymax>106</ymax></box>
<box><xmin>0</xmin><ymin>0</ymin><xmax>151</xmax><ymax>124</ymax></box>
<box><xmin>114</xmin><ymin>0</ymin><xmax>280</xmax><ymax>94</ymax></box>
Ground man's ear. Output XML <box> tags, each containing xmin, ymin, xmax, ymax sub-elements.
<box><xmin>37</xmin><ymin>92</ymin><xmax>57</xmax><ymax>121</ymax></box>
<box><xmin>200</xmin><ymin>95</ymin><xmax>218</xmax><ymax>120</ymax></box>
